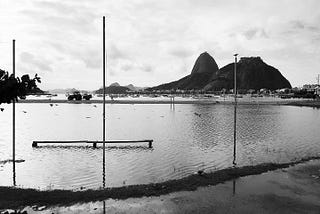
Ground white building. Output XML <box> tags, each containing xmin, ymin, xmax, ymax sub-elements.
<box><xmin>302</xmin><ymin>84</ymin><xmax>319</xmax><ymax>92</ymax></box>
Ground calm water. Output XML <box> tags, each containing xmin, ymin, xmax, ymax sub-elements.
<box><xmin>0</xmin><ymin>103</ymin><xmax>320</xmax><ymax>190</ymax></box>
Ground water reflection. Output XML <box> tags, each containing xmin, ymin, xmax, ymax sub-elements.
<box><xmin>1</xmin><ymin>104</ymin><xmax>320</xmax><ymax>189</ymax></box>
<box><xmin>103</xmin><ymin>147</ymin><xmax>106</xmax><ymax>189</ymax></box>
<box><xmin>190</xmin><ymin>104</ymin><xmax>233</xmax><ymax>151</ymax></box>
<box><xmin>233</xmin><ymin>103</ymin><xmax>237</xmax><ymax>166</ymax></box>
<box><xmin>33</xmin><ymin>144</ymin><xmax>154</xmax><ymax>189</ymax></box>
<box><xmin>13</xmin><ymin>161</ymin><xmax>16</xmax><ymax>186</ymax></box>
<box><xmin>170</xmin><ymin>101</ymin><xmax>175</xmax><ymax>111</ymax></box>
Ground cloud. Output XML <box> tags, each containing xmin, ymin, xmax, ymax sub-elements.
<box><xmin>20</xmin><ymin>52</ymin><xmax>53</xmax><ymax>72</ymax></box>
<box><xmin>80</xmin><ymin>49</ymin><xmax>101</xmax><ymax>69</ymax></box>
<box><xmin>33</xmin><ymin>1</ymin><xmax>79</xmax><ymax>15</ymax></box>
<box><xmin>243</xmin><ymin>28</ymin><xmax>268</xmax><ymax>40</ymax></box>
<box><xmin>20</xmin><ymin>1</ymin><xmax>99</xmax><ymax>36</ymax></box>
<box><xmin>120</xmin><ymin>62</ymin><xmax>133</xmax><ymax>72</ymax></box>
<box><xmin>2</xmin><ymin>0</ymin><xmax>320</xmax><ymax>89</ymax></box>
<box><xmin>141</xmin><ymin>64</ymin><xmax>153</xmax><ymax>73</ymax></box>
<box><xmin>109</xmin><ymin>44</ymin><xmax>128</xmax><ymax>61</ymax></box>
<box><xmin>168</xmin><ymin>47</ymin><xmax>193</xmax><ymax>58</ymax></box>
<box><xmin>290</xmin><ymin>20</ymin><xmax>305</xmax><ymax>29</ymax></box>
<box><xmin>118</xmin><ymin>60</ymin><xmax>153</xmax><ymax>73</ymax></box>
<box><xmin>282</xmin><ymin>19</ymin><xmax>320</xmax><ymax>36</ymax></box>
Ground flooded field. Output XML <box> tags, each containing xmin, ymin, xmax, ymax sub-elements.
<box><xmin>0</xmin><ymin>101</ymin><xmax>320</xmax><ymax>190</ymax></box>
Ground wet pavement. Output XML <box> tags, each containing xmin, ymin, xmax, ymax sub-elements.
<box><xmin>3</xmin><ymin>160</ymin><xmax>320</xmax><ymax>214</ymax></box>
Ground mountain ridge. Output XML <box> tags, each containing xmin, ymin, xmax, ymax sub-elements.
<box><xmin>150</xmin><ymin>53</ymin><xmax>291</xmax><ymax>91</ymax></box>
<box><xmin>150</xmin><ymin>52</ymin><xmax>219</xmax><ymax>90</ymax></box>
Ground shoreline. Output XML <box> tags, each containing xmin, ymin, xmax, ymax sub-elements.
<box><xmin>284</xmin><ymin>100</ymin><xmax>320</xmax><ymax>108</ymax></box>
<box><xmin>1</xmin><ymin>156</ymin><xmax>319</xmax><ymax>209</ymax></box>
<box><xmin>11</xmin><ymin>98</ymin><xmax>320</xmax><ymax>107</ymax></box>
<box><xmin>16</xmin><ymin>98</ymin><xmax>297</xmax><ymax>105</ymax></box>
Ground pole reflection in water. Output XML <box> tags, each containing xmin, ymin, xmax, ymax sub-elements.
<box><xmin>233</xmin><ymin>102</ymin><xmax>237</xmax><ymax>166</ymax></box>
<box><xmin>232</xmin><ymin>179</ymin><xmax>236</xmax><ymax>196</ymax></box>
<box><xmin>170</xmin><ymin>100</ymin><xmax>175</xmax><ymax>111</ymax></box>
<box><xmin>103</xmin><ymin>153</ymin><xmax>106</xmax><ymax>188</ymax></box>
<box><xmin>13</xmin><ymin>161</ymin><xmax>16</xmax><ymax>186</ymax></box>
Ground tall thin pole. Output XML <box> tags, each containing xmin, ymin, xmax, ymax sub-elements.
<box><xmin>102</xmin><ymin>16</ymin><xmax>106</xmax><ymax>188</ymax></box>
<box><xmin>12</xmin><ymin>39</ymin><xmax>16</xmax><ymax>186</ymax></box>
<box><xmin>233</xmin><ymin>53</ymin><xmax>238</xmax><ymax>165</ymax></box>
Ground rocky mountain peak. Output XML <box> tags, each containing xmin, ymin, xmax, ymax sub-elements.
<box><xmin>191</xmin><ymin>52</ymin><xmax>219</xmax><ymax>75</ymax></box>
<box><xmin>109</xmin><ymin>82</ymin><xmax>120</xmax><ymax>87</ymax></box>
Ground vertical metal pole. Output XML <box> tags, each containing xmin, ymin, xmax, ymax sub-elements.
<box><xmin>102</xmin><ymin>16</ymin><xmax>106</xmax><ymax>188</ymax></box>
<box><xmin>233</xmin><ymin>54</ymin><xmax>238</xmax><ymax>165</ymax></box>
<box><xmin>12</xmin><ymin>39</ymin><xmax>16</xmax><ymax>186</ymax></box>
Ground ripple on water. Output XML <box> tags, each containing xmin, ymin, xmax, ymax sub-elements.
<box><xmin>1</xmin><ymin>103</ymin><xmax>320</xmax><ymax>189</ymax></box>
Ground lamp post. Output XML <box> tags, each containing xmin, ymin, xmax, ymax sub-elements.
<box><xmin>233</xmin><ymin>53</ymin><xmax>238</xmax><ymax>165</ymax></box>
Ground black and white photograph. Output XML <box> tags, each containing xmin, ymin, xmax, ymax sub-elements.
<box><xmin>1</xmin><ymin>0</ymin><xmax>320</xmax><ymax>213</ymax></box>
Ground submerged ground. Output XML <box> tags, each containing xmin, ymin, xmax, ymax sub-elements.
<box><xmin>1</xmin><ymin>97</ymin><xmax>320</xmax><ymax>213</ymax></box>
<box><xmin>0</xmin><ymin>156</ymin><xmax>319</xmax><ymax>212</ymax></box>
<box><xmin>41</xmin><ymin>158</ymin><xmax>320</xmax><ymax>214</ymax></box>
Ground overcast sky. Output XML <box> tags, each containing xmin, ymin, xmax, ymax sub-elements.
<box><xmin>1</xmin><ymin>0</ymin><xmax>320</xmax><ymax>90</ymax></box>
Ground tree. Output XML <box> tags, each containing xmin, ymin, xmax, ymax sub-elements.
<box><xmin>0</xmin><ymin>69</ymin><xmax>41</xmax><ymax>105</ymax></box>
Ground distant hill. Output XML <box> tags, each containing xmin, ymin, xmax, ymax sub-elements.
<box><xmin>26</xmin><ymin>87</ymin><xmax>45</xmax><ymax>95</ymax></box>
<box><xmin>48</xmin><ymin>88</ymin><xmax>79</xmax><ymax>94</ymax></box>
<box><xmin>125</xmin><ymin>84</ymin><xmax>136</xmax><ymax>91</ymax></box>
<box><xmin>125</xmin><ymin>84</ymin><xmax>147</xmax><ymax>91</ymax></box>
<box><xmin>204</xmin><ymin>57</ymin><xmax>292</xmax><ymax>91</ymax></box>
<box><xmin>100</xmin><ymin>82</ymin><xmax>146</xmax><ymax>92</ymax></box>
<box><xmin>150</xmin><ymin>52</ymin><xmax>219</xmax><ymax>90</ymax></box>
<box><xmin>95</xmin><ymin>86</ymin><xmax>130</xmax><ymax>94</ymax></box>
<box><xmin>150</xmin><ymin>52</ymin><xmax>291</xmax><ymax>91</ymax></box>
<box><xmin>112</xmin><ymin>83</ymin><xmax>147</xmax><ymax>91</ymax></box>
<box><xmin>109</xmin><ymin>82</ymin><xmax>120</xmax><ymax>87</ymax></box>
<box><xmin>127</xmin><ymin>85</ymin><xmax>148</xmax><ymax>91</ymax></box>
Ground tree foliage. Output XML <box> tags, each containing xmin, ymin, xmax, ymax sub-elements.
<box><xmin>0</xmin><ymin>69</ymin><xmax>41</xmax><ymax>105</ymax></box>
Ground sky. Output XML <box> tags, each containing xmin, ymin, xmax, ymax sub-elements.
<box><xmin>0</xmin><ymin>0</ymin><xmax>320</xmax><ymax>90</ymax></box>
